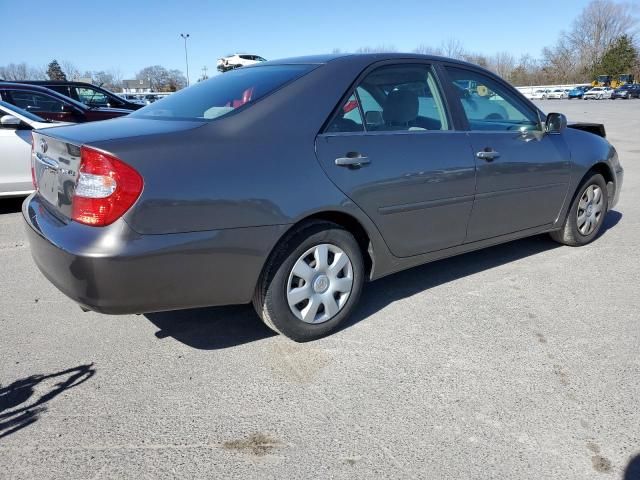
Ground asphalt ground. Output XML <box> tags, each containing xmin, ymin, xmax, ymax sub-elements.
<box><xmin>0</xmin><ymin>99</ymin><xmax>639</xmax><ymax>479</ymax></box>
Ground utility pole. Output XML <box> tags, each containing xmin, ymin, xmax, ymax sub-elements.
<box><xmin>180</xmin><ymin>33</ymin><xmax>190</xmax><ymax>87</ymax></box>
<box><xmin>201</xmin><ymin>65</ymin><xmax>208</xmax><ymax>81</ymax></box>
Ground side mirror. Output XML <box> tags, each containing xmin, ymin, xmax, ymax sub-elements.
<box><xmin>545</xmin><ymin>112</ymin><xmax>567</xmax><ymax>134</ymax></box>
<box><xmin>0</xmin><ymin>114</ymin><xmax>22</xmax><ymax>128</ymax></box>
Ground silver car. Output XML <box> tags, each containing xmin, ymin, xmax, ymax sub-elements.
<box><xmin>0</xmin><ymin>101</ymin><xmax>70</xmax><ymax>197</ymax></box>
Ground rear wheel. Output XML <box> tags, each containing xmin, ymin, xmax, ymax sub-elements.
<box><xmin>253</xmin><ymin>221</ymin><xmax>364</xmax><ymax>341</ymax></box>
<box><xmin>550</xmin><ymin>173</ymin><xmax>608</xmax><ymax>246</ymax></box>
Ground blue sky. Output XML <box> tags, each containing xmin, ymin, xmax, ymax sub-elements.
<box><xmin>2</xmin><ymin>0</ymin><xmax>592</xmax><ymax>82</ymax></box>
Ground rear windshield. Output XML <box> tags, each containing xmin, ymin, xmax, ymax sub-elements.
<box><xmin>130</xmin><ymin>64</ymin><xmax>315</xmax><ymax>121</ymax></box>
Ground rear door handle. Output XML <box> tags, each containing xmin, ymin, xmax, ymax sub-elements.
<box><xmin>335</xmin><ymin>152</ymin><xmax>370</xmax><ymax>168</ymax></box>
<box><xmin>476</xmin><ymin>150</ymin><xmax>500</xmax><ymax>161</ymax></box>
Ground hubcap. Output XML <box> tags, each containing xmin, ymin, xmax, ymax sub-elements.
<box><xmin>577</xmin><ymin>184</ymin><xmax>603</xmax><ymax>236</ymax></box>
<box><xmin>286</xmin><ymin>243</ymin><xmax>354</xmax><ymax>324</ymax></box>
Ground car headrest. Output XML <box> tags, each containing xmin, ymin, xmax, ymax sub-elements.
<box><xmin>383</xmin><ymin>89</ymin><xmax>418</xmax><ymax>125</ymax></box>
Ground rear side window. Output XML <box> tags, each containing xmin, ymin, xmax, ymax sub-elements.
<box><xmin>131</xmin><ymin>65</ymin><xmax>315</xmax><ymax>121</ymax></box>
<box><xmin>326</xmin><ymin>64</ymin><xmax>449</xmax><ymax>133</ymax></box>
<box><xmin>8</xmin><ymin>90</ymin><xmax>67</xmax><ymax>113</ymax></box>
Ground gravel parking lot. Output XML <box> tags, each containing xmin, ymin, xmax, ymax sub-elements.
<box><xmin>1</xmin><ymin>99</ymin><xmax>638</xmax><ymax>479</ymax></box>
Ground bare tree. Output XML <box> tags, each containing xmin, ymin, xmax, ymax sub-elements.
<box><xmin>0</xmin><ymin>63</ymin><xmax>28</xmax><ymax>80</ymax></box>
<box><xmin>413</xmin><ymin>44</ymin><xmax>443</xmax><ymax>55</ymax></box>
<box><xmin>355</xmin><ymin>45</ymin><xmax>398</xmax><ymax>53</ymax></box>
<box><xmin>0</xmin><ymin>62</ymin><xmax>48</xmax><ymax>80</ymax></box>
<box><xmin>488</xmin><ymin>51</ymin><xmax>516</xmax><ymax>80</ymax></box>
<box><xmin>568</xmin><ymin>0</ymin><xmax>638</xmax><ymax>72</ymax></box>
<box><xmin>441</xmin><ymin>38</ymin><xmax>466</xmax><ymax>59</ymax></box>
<box><xmin>61</xmin><ymin>60</ymin><xmax>81</xmax><ymax>80</ymax></box>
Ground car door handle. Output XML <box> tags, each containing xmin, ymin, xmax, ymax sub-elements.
<box><xmin>476</xmin><ymin>150</ymin><xmax>500</xmax><ymax>161</ymax></box>
<box><xmin>335</xmin><ymin>153</ymin><xmax>370</xmax><ymax>168</ymax></box>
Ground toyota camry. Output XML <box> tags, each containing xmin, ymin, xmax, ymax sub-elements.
<box><xmin>23</xmin><ymin>54</ymin><xmax>623</xmax><ymax>341</ymax></box>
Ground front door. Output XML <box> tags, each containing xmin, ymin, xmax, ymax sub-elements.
<box><xmin>442</xmin><ymin>65</ymin><xmax>571</xmax><ymax>242</ymax></box>
<box><xmin>315</xmin><ymin>63</ymin><xmax>476</xmax><ymax>258</ymax></box>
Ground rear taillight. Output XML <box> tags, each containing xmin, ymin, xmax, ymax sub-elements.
<box><xmin>71</xmin><ymin>146</ymin><xmax>143</xmax><ymax>226</ymax></box>
<box><xmin>30</xmin><ymin>132</ymin><xmax>37</xmax><ymax>189</ymax></box>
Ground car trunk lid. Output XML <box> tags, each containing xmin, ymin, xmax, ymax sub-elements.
<box><xmin>32</xmin><ymin>132</ymin><xmax>82</xmax><ymax>220</ymax></box>
<box><xmin>32</xmin><ymin>118</ymin><xmax>205</xmax><ymax>221</ymax></box>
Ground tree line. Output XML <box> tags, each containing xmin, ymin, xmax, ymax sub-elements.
<box><xmin>1</xmin><ymin>0</ymin><xmax>637</xmax><ymax>89</ymax></box>
<box><xmin>338</xmin><ymin>0</ymin><xmax>639</xmax><ymax>85</ymax></box>
<box><xmin>0</xmin><ymin>59</ymin><xmax>187</xmax><ymax>92</ymax></box>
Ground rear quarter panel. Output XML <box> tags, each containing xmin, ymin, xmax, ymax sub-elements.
<box><xmin>88</xmin><ymin>58</ymin><xmax>373</xmax><ymax>235</ymax></box>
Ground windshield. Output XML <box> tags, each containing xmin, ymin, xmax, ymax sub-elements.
<box><xmin>131</xmin><ymin>64</ymin><xmax>315</xmax><ymax>121</ymax></box>
<box><xmin>0</xmin><ymin>99</ymin><xmax>47</xmax><ymax>122</ymax></box>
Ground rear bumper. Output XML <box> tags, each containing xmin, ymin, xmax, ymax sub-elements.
<box><xmin>23</xmin><ymin>193</ymin><xmax>288</xmax><ymax>314</ymax></box>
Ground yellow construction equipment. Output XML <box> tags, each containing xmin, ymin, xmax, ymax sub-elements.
<box><xmin>592</xmin><ymin>74</ymin><xmax>634</xmax><ymax>88</ymax></box>
<box><xmin>592</xmin><ymin>75</ymin><xmax>612</xmax><ymax>87</ymax></box>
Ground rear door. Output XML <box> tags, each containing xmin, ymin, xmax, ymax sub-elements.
<box><xmin>441</xmin><ymin>65</ymin><xmax>571</xmax><ymax>242</ymax></box>
<box><xmin>315</xmin><ymin>62</ymin><xmax>476</xmax><ymax>258</ymax></box>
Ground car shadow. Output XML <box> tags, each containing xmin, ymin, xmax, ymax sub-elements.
<box><xmin>0</xmin><ymin>364</ymin><xmax>95</xmax><ymax>439</ymax></box>
<box><xmin>0</xmin><ymin>197</ymin><xmax>25</xmax><ymax>215</ymax></box>
<box><xmin>146</xmin><ymin>210</ymin><xmax>621</xmax><ymax>349</ymax></box>
<box><xmin>146</xmin><ymin>304</ymin><xmax>277</xmax><ymax>349</ymax></box>
<box><xmin>624</xmin><ymin>454</ymin><xmax>640</xmax><ymax>480</ymax></box>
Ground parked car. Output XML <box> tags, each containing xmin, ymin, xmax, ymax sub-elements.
<box><xmin>610</xmin><ymin>84</ymin><xmax>640</xmax><ymax>99</ymax></box>
<box><xmin>0</xmin><ymin>101</ymin><xmax>71</xmax><ymax>197</ymax></box>
<box><xmin>583</xmin><ymin>87</ymin><xmax>613</xmax><ymax>100</ymax></box>
<box><xmin>13</xmin><ymin>81</ymin><xmax>143</xmax><ymax>110</ymax></box>
<box><xmin>120</xmin><ymin>94</ymin><xmax>148</xmax><ymax>106</ymax></box>
<box><xmin>0</xmin><ymin>83</ymin><xmax>131</xmax><ymax>122</ymax></box>
<box><xmin>24</xmin><ymin>54</ymin><xmax>623</xmax><ymax>341</ymax></box>
<box><xmin>547</xmin><ymin>88</ymin><xmax>568</xmax><ymax>99</ymax></box>
<box><xmin>568</xmin><ymin>85</ymin><xmax>591</xmax><ymax>99</ymax></box>
<box><xmin>216</xmin><ymin>53</ymin><xmax>267</xmax><ymax>73</ymax></box>
<box><xmin>530</xmin><ymin>89</ymin><xmax>550</xmax><ymax>100</ymax></box>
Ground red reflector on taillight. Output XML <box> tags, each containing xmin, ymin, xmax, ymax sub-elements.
<box><xmin>71</xmin><ymin>146</ymin><xmax>143</xmax><ymax>226</ymax></box>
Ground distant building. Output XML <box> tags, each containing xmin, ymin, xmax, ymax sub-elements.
<box><xmin>122</xmin><ymin>79</ymin><xmax>151</xmax><ymax>93</ymax></box>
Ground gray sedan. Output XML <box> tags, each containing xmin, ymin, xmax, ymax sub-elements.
<box><xmin>23</xmin><ymin>54</ymin><xmax>623</xmax><ymax>341</ymax></box>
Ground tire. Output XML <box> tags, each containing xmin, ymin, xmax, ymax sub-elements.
<box><xmin>550</xmin><ymin>173</ymin><xmax>608</xmax><ymax>246</ymax></box>
<box><xmin>253</xmin><ymin>221</ymin><xmax>364</xmax><ymax>342</ymax></box>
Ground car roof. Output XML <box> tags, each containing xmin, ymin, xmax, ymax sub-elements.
<box><xmin>14</xmin><ymin>80</ymin><xmax>98</xmax><ymax>87</ymax></box>
<box><xmin>261</xmin><ymin>52</ymin><xmax>483</xmax><ymax>69</ymax></box>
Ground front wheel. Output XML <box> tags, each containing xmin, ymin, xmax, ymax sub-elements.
<box><xmin>253</xmin><ymin>221</ymin><xmax>364</xmax><ymax>341</ymax></box>
<box><xmin>550</xmin><ymin>173</ymin><xmax>608</xmax><ymax>246</ymax></box>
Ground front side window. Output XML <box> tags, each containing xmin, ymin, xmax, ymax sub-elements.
<box><xmin>8</xmin><ymin>90</ymin><xmax>67</xmax><ymax>113</ymax></box>
<box><xmin>326</xmin><ymin>64</ymin><xmax>449</xmax><ymax>133</ymax></box>
<box><xmin>445</xmin><ymin>66</ymin><xmax>541</xmax><ymax>132</ymax></box>
<box><xmin>131</xmin><ymin>64</ymin><xmax>314</xmax><ymax>121</ymax></box>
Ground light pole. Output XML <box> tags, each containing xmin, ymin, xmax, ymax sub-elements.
<box><xmin>180</xmin><ymin>33</ymin><xmax>190</xmax><ymax>87</ymax></box>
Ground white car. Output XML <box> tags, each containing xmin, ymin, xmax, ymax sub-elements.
<box><xmin>583</xmin><ymin>87</ymin><xmax>613</xmax><ymax>100</ymax></box>
<box><xmin>547</xmin><ymin>88</ymin><xmax>568</xmax><ymax>99</ymax></box>
<box><xmin>530</xmin><ymin>89</ymin><xmax>551</xmax><ymax>100</ymax></box>
<box><xmin>216</xmin><ymin>53</ymin><xmax>267</xmax><ymax>73</ymax></box>
<box><xmin>0</xmin><ymin>101</ymin><xmax>71</xmax><ymax>197</ymax></box>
